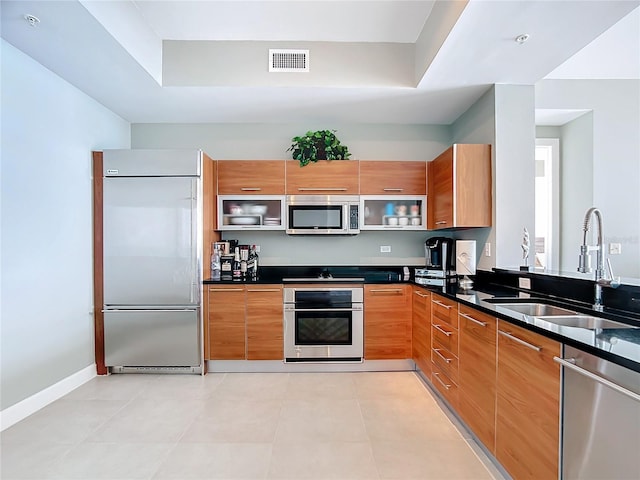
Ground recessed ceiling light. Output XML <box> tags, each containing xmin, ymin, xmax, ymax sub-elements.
<box><xmin>24</xmin><ymin>14</ymin><xmax>40</xmax><ymax>27</ymax></box>
<box><xmin>515</xmin><ymin>34</ymin><xmax>530</xmax><ymax>44</ymax></box>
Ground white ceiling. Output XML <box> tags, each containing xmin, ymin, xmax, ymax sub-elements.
<box><xmin>1</xmin><ymin>0</ymin><xmax>638</xmax><ymax>125</ymax></box>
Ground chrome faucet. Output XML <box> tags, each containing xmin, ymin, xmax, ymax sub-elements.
<box><xmin>578</xmin><ymin>207</ymin><xmax>619</xmax><ymax>311</ymax></box>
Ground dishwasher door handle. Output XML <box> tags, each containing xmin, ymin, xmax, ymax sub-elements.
<box><xmin>554</xmin><ymin>357</ymin><xmax>640</xmax><ymax>403</ymax></box>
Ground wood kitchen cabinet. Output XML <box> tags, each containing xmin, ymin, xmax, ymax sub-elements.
<box><xmin>427</xmin><ymin>144</ymin><xmax>492</xmax><ymax>230</ymax></box>
<box><xmin>206</xmin><ymin>284</ymin><xmax>284</xmax><ymax>361</ymax></box>
<box><xmin>207</xmin><ymin>286</ymin><xmax>246</xmax><ymax>360</ymax></box>
<box><xmin>411</xmin><ymin>286</ymin><xmax>431</xmax><ymax>375</ymax></box>
<box><xmin>246</xmin><ymin>285</ymin><xmax>283</xmax><ymax>360</ymax></box>
<box><xmin>217</xmin><ymin>160</ymin><xmax>285</xmax><ymax>195</ymax></box>
<box><xmin>496</xmin><ymin>320</ymin><xmax>560</xmax><ymax>480</ymax></box>
<box><xmin>430</xmin><ymin>293</ymin><xmax>459</xmax><ymax>408</ymax></box>
<box><xmin>359</xmin><ymin>161</ymin><xmax>426</xmax><ymax>195</ymax></box>
<box><xmin>286</xmin><ymin>159</ymin><xmax>359</xmax><ymax>194</ymax></box>
<box><xmin>364</xmin><ymin>284</ymin><xmax>411</xmax><ymax>359</ymax></box>
<box><xmin>458</xmin><ymin>304</ymin><xmax>497</xmax><ymax>453</ymax></box>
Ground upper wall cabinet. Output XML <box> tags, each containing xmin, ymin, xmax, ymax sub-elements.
<box><xmin>428</xmin><ymin>144</ymin><xmax>492</xmax><ymax>230</ymax></box>
<box><xmin>286</xmin><ymin>160</ymin><xmax>359</xmax><ymax>195</ymax></box>
<box><xmin>359</xmin><ymin>161</ymin><xmax>426</xmax><ymax>195</ymax></box>
<box><xmin>218</xmin><ymin>160</ymin><xmax>286</xmax><ymax>195</ymax></box>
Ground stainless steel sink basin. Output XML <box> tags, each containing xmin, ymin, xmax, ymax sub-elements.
<box><xmin>535</xmin><ymin>315</ymin><xmax>636</xmax><ymax>330</ymax></box>
<box><xmin>493</xmin><ymin>302</ymin><xmax>578</xmax><ymax>317</ymax></box>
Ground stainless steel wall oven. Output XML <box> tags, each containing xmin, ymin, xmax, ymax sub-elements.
<box><xmin>284</xmin><ymin>286</ymin><xmax>363</xmax><ymax>362</ymax></box>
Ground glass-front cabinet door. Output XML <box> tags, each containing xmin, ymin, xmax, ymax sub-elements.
<box><xmin>360</xmin><ymin>196</ymin><xmax>426</xmax><ymax>230</ymax></box>
<box><xmin>217</xmin><ymin>195</ymin><xmax>285</xmax><ymax>230</ymax></box>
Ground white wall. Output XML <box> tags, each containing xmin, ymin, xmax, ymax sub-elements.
<box><xmin>450</xmin><ymin>86</ymin><xmax>496</xmax><ymax>272</ymax></box>
<box><xmin>493</xmin><ymin>85</ymin><xmax>536</xmax><ymax>270</ymax></box>
<box><xmin>0</xmin><ymin>40</ymin><xmax>130</xmax><ymax>410</ymax></box>
<box><xmin>451</xmin><ymin>85</ymin><xmax>537</xmax><ymax>273</ymax></box>
<box><xmin>536</xmin><ymin>79</ymin><xmax>640</xmax><ymax>279</ymax></box>
<box><xmin>559</xmin><ymin>114</ymin><xmax>594</xmax><ymax>272</ymax></box>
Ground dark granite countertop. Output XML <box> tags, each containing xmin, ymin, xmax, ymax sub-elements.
<box><xmin>203</xmin><ymin>265</ymin><xmax>640</xmax><ymax>373</ymax></box>
<box><xmin>415</xmin><ymin>283</ymin><xmax>640</xmax><ymax>374</ymax></box>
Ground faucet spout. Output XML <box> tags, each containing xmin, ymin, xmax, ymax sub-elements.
<box><xmin>578</xmin><ymin>207</ymin><xmax>619</xmax><ymax>312</ymax></box>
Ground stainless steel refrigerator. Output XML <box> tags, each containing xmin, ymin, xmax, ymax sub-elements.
<box><xmin>102</xmin><ymin>149</ymin><xmax>204</xmax><ymax>374</ymax></box>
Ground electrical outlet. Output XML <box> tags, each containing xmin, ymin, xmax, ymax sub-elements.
<box><xmin>254</xmin><ymin>245</ymin><xmax>261</xmax><ymax>253</ymax></box>
<box><xmin>380</xmin><ymin>245</ymin><xmax>391</xmax><ymax>253</ymax></box>
<box><xmin>519</xmin><ymin>277</ymin><xmax>532</xmax><ymax>289</ymax></box>
<box><xmin>484</xmin><ymin>243</ymin><xmax>491</xmax><ymax>257</ymax></box>
<box><xmin>609</xmin><ymin>243</ymin><xmax>621</xmax><ymax>255</ymax></box>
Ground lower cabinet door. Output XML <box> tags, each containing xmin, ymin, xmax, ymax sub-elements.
<box><xmin>208</xmin><ymin>286</ymin><xmax>246</xmax><ymax>360</ymax></box>
<box><xmin>496</xmin><ymin>320</ymin><xmax>561</xmax><ymax>480</ymax></box>
<box><xmin>246</xmin><ymin>286</ymin><xmax>283</xmax><ymax>360</ymax></box>
<box><xmin>458</xmin><ymin>306</ymin><xmax>497</xmax><ymax>453</ymax></box>
<box><xmin>364</xmin><ymin>285</ymin><xmax>411</xmax><ymax>359</ymax></box>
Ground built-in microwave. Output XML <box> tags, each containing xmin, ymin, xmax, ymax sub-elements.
<box><xmin>286</xmin><ymin>195</ymin><xmax>360</xmax><ymax>235</ymax></box>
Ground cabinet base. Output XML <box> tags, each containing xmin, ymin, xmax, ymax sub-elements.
<box><xmin>207</xmin><ymin>359</ymin><xmax>415</xmax><ymax>373</ymax></box>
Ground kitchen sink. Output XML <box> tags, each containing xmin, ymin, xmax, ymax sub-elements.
<box><xmin>535</xmin><ymin>315</ymin><xmax>637</xmax><ymax>330</ymax></box>
<box><xmin>491</xmin><ymin>302</ymin><xmax>578</xmax><ymax>317</ymax></box>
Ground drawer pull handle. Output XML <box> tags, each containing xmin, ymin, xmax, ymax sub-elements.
<box><xmin>240</xmin><ymin>187</ymin><xmax>261</xmax><ymax>191</ymax></box>
<box><xmin>433</xmin><ymin>348</ymin><xmax>453</xmax><ymax>363</ymax></box>
<box><xmin>435</xmin><ymin>221</ymin><xmax>448</xmax><ymax>225</ymax></box>
<box><xmin>432</xmin><ymin>300</ymin><xmax>452</xmax><ymax>309</ymax></box>
<box><xmin>297</xmin><ymin>187</ymin><xmax>348</xmax><ymax>192</ymax></box>
<box><xmin>209</xmin><ymin>288</ymin><xmax>244</xmax><ymax>292</ymax></box>
<box><xmin>370</xmin><ymin>289</ymin><xmax>403</xmax><ymax>293</ymax></box>
<box><xmin>433</xmin><ymin>324</ymin><xmax>453</xmax><ymax>337</ymax></box>
<box><xmin>433</xmin><ymin>372</ymin><xmax>451</xmax><ymax>390</ymax></box>
<box><xmin>247</xmin><ymin>288</ymin><xmax>280</xmax><ymax>292</ymax></box>
<box><xmin>460</xmin><ymin>312</ymin><xmax>487</xmax><ymax>327</ymax></box>
<box><xmin>414</xmin><ymin>291</ymin><xmax>429</xmax><ymax>298</ymax></box>
<box><xmin>498</xmin><ymin>330</ymin><xmax>542</xmax><ymax>352</ymax></box>
<box><xmin>382</xmin><ymin>188</ymin><xmax>404</xmax><ymax>192</ymax></box>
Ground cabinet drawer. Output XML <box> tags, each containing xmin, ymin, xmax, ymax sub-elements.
<box><xmin>432</xmin><ymin>363</ymin><xmax>458</xmax><ymax>409</ymax></box>
<box><xmin>431</xmin><ymin>293</ymin><xmax>458</xmax><ymax>328</ymax></box>
<box><xmin>431</xmin><ymin>340</ymin><xmax>458</xmax><ymax>383</ymax></box>
<box><xmin>432</xmin><ymin>322</ymin><xmax>458</xmax><ymax>356</ymax></box>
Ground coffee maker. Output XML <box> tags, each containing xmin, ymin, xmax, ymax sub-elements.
<box><xmin>415</xmin><ymin>237</ymin><xmax>457</xmax><ymax>286</ymax></box>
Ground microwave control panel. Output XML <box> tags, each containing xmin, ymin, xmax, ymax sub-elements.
<box><xmin>349</xmin><ymin>205</ymin><xmax>359</xmax><ymax>229</ymax></box>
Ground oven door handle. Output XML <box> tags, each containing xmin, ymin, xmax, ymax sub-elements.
<box><xmin>291</xmin><ymin>307</ymin><xmax>361</xmax><ymax>312</ymax></box>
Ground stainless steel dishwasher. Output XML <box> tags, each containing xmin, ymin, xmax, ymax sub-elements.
<box><xmin>555</xmin><ymin>346</ymin><xmax>640</xmax><ymax>479</ymax></box>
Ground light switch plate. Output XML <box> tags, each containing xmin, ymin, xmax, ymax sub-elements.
<box><xmin>380</xmin><ymin>245</ymin><xmax>391</xmax><ymax>253</ymax></box>
<box><xmin>519</xmin><ymin>277</ymin><xmax>531</xmax><ymax>289</ymax></box>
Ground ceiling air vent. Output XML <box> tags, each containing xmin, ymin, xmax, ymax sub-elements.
<box><xmin>269</xmin><ymin>49</ymin><xmax>309</xmax><ymax>73</ymax></box>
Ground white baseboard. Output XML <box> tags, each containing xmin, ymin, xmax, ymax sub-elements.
<box><xmin>0</xmin><ymin>364</ymin><xmax>97</xmax><ymax>431</ymax></box>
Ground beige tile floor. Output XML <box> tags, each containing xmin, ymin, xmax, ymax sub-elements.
<box><xmin>1</xmin><ymin>371</ymin><xmax>506</xmax><ymax>480</ymax></box>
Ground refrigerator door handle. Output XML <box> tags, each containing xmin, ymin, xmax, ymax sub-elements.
<box><xmin>190</xmin><ymin>180</ymin><xmax>199</xmax><ymax>304</ymax></box>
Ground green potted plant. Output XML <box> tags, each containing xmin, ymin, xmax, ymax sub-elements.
<box><xmin>287</xmin><ymin>129</ymin><xmax>351</xmax><ymax>167</ymax></box>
